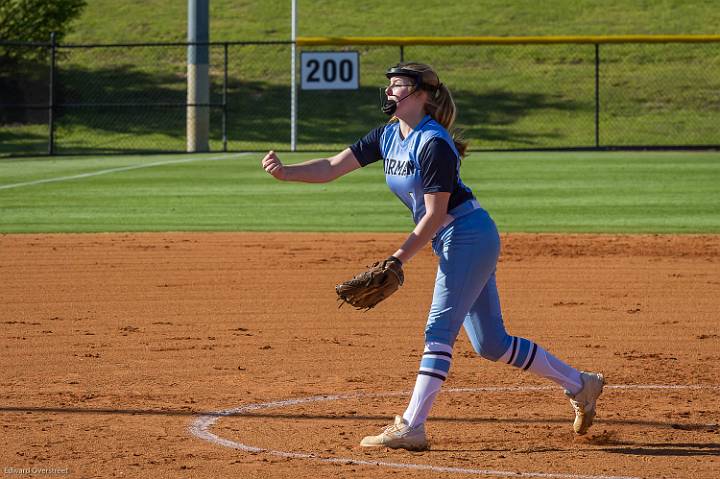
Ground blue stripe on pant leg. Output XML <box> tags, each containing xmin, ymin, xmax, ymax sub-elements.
<box><xmin>523</xmin><ymin>342</ymin><xmax>539</xmax><ymax>371</ymax></box>
<box><xmin>419</xmin><ymin>356</ymin><xmax>452</xmax><ymax>378</ymax></box>
<box><xmin>512</xmin><ymin>338</ymin><xmax>532</xmax><ymax>368</ymax></box>
<box><xmin>507</xmin><ymin>337</ymin><xmax>518</xmax><ymax>364</ymax></box>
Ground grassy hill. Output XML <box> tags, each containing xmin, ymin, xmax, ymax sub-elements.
<box><xmin>65</xmin><ymin>1</ymin><xmax>720</xmax><ymax>43</ymax></box>
<box><xmin>3</xmin><ymin>1</ymin><xmax>720</xmax><ymax>156</ymax></box>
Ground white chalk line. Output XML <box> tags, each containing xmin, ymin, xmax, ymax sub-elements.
<box><xmin>0</xmin><ymin>153</ymin><xmax>249</xmax><ymax>190</ymax></box>
<box><xmin>189</xmin><ymin>384</ymin><xmax>720</xmax><ymax>479</ymax></box>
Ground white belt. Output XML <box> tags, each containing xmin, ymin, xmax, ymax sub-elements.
<box><xmin>439</xmin><ymin>199</ymin><xmax>482</xmax><ymax>229</ymax></box>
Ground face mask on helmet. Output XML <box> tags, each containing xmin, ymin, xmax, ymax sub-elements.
<box><xmin>380</xmin><ymin>64</ymin><xmax>440</xmax><ymax>116</ymax></box>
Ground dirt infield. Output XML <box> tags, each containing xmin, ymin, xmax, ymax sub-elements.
<box><xmin>1</xmin><ymin>232</ymin><xmax>719</xmax><ymax>479</ymax></box>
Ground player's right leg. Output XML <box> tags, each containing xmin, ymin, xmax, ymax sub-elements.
<box><xmin>462</xmin><ymin>276</ymin><xmax>605</xmax><ymax>435</ymax></box>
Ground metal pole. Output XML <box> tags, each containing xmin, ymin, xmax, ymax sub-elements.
<box><xmin>187</xmin><ymin>0</ymin><xmax>210</xmax><ymax>152</ymax></box>
<box><xmin>223</xmin><ymin>42</ymin><xmax>228</xmax><ymax>152</ymax></box>
<box><xmin>290</xmin><ymin>0</ymin><xmax>297</xmax><ymax>151</ymax></box>
<box><xmin>48</xmin><ymin>32</ymin><xmax>56</xmax><ymax>155</ymax></box>
<box><xmin>595</xmin><ymin>43</ymin><xmax>600</xmax><ymax>148</ymax></box>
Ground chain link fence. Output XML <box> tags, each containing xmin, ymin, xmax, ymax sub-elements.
<box><xmin>1</xmin><ymin>37</ymin><xmax>719</xmax><ymax>157</ymax></box>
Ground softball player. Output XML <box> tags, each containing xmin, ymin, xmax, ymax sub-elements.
<box><xmin>261</xmin><ymin>62</ymin><xmax>604</xmax><ymax>451</ymax></box>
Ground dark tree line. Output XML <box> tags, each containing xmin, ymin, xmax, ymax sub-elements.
<box><xmin>1</xmin><ymin>0</ymin><xmax>86</xmax><ymax>122</ymax></box>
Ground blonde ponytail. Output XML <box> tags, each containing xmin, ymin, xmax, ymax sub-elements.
<box><xmin>424</xmin><ymin>82</ymin><xmax>468</xmax><ymax>157</ymax></box>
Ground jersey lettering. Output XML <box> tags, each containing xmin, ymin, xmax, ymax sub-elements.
<box><xmin>349</xmin><ymin>115</ymin><xmax>476</xmax><ymax>225</ymax></box>
<box><xmin>384</xmin><ymin>158</ymin><xmax>416</xmax><ymax>176</ymax></box>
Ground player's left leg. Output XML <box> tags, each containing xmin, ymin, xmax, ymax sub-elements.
<box><xmin>359</xmin><ymin>339</ymin><xmax>451</xmax><ymax>451</ymax></box>
<box><xmin>404</xmin><ymin>209</ymin><xmax>501</xmax><ymax>427</ymax></box>
<box><xmin>361</xmin><ymin>209</ymin><xmax>500</xmax><ymax>450</ymax></box>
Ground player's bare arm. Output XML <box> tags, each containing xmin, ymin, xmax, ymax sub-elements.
<box><xmin>261</xmin><ymin>148</ymin><xmax>361</xmax><ymax>183</ymax></box>
<box><xmin>392</xmin><ymin>192</ymin><xmax>450</xmax><ymax>264</ymax></box>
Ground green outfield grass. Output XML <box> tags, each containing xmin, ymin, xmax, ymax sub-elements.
<box><xmin>1</xmin><ymin>151</ymin><xmax>718</xmax><ymax>234</ymax></box>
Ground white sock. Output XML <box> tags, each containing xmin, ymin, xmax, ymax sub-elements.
<box><xmin>525</xmin><ymin>345</ymin><xmax>583</xmax><ymax>394</ymax></box>
<box><xmin>402</xmin><ymin>342</ymin><xmax>452</xmax><ymax>428</ymax></box>
<box><xmin>500</xmin><ymin>336</ymin><xmax>583</xmax><ymax>395</ymax></box>
<box><xmin>402</xmin><ymin>373</ymin><xmax>444</xmax><ymax>428</ymax></box>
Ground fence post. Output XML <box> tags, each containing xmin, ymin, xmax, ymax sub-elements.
<box><xmin>187</xmin><ymin>0</ymin><xmax>210</xmax><ymax>152</ymax></box>
<box><xmin>290</xmin><ymin>0</ymin><xmax>298</xmax><ymax>151</ymax></box>
<box><xmin>48</xmin><ymin>32</ymin><xmax>57</xmax><ymax>155</ymax></box>
<box><xmin>594</xmin><ymin>43</ymin><xmax>600</xmax><ymax>148</ymax></box>
<box><xmin>223</xmin><ymin>42</ymin><xmax>228</xmax><ymax>152</ymax></box>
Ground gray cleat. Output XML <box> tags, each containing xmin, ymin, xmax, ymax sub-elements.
<box><xmin>360</xmin><ymin>415</ymin><xmax>429</xmax><ymax>451</ymax></box>
<box><xmin>566</xmin><ymin>371</ymin><xmax>605</xmax><ymax>435</ymax></box>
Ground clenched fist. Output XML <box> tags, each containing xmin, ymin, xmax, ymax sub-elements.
<box><xmin>261</xmin><ymin>150</ymin><xmax>287</xmax><ymax>180</ymax></box>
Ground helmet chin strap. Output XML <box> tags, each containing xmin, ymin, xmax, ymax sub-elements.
<box><xmin>382</xmin><ymin>88</ymin><xmax>417</xmax><ymax>116</ymax></box>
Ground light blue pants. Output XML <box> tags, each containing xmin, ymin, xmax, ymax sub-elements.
<box><xmin>426</xmin><ymin>208</ymin><xmax>512</xmax><ymax>360</ymax></box>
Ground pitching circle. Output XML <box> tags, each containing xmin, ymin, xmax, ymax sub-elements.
<box><xmin>189</xmin><ymin>384</ymin><xmax>718</xmax><ymax>479</ymax></box>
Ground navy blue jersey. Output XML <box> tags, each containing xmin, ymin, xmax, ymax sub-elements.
<box><xmin>350</xmin><ymin>115</ymin><xmax>475</xmax><ymax>224</ymax></box>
